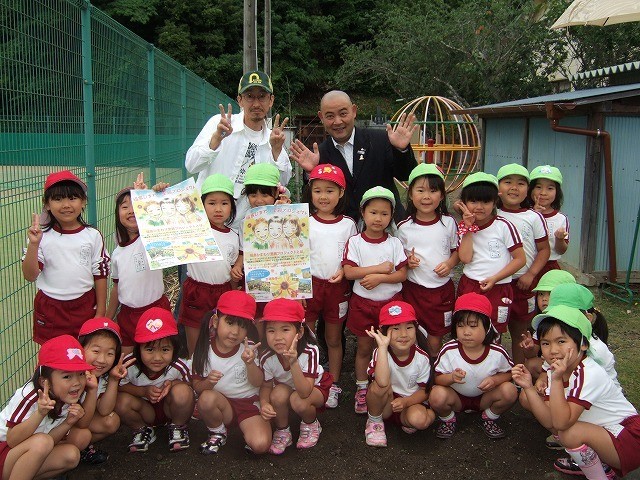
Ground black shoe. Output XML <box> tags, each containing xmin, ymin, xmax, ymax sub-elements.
<box><xmin>80</xmin><ymin>444</ymin><xmax>109</xmax><ymax>464</ymax></box>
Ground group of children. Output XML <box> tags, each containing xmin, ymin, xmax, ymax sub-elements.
<box><xmin>6</xmin><ymin>159</ymin><xmax>638</xmax><ymax>479</ymax></box>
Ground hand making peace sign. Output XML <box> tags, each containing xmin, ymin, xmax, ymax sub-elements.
<box><xmin>241</xmin><ymin>337</ymin><xmax>262</xmax><ymax>365</ymax></box>
<box><xmin>269</xmin><ymin>114</ymin><xmax>289</xmax><ymax>154</ymax></box>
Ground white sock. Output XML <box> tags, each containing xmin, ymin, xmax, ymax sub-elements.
<box><xmin>356</xmin><ymin>380</ymin><xmax>368</xmax><ymax>390</ymax></box>
<box><xmin>208</xmin><ymin>424</ymin><xmax>226</xmax><ymax>435</ymax></box>
<box><xmin>368</xmin><ymin>413</ymin><xmax>383</xmax><ymax>423</ymax></box>
<box><xmin>439</xmin><ymin>412</ymin><xmax>455</xmax><ymax>422</ymax></box>
<box><xmin>566</xmin><ymin>444</ymin><xmax>609</xmax><ymax>480</ymax></box>
<box><xmin>483</xmin><ymin>408</ymin><xmax>499</xmax><ymax>420</ymax></box>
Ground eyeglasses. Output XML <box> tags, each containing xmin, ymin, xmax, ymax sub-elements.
<box><xmin>241</xmin><ymin>92</ymin><xmax>271</xmax><ymax>103</ymax></box>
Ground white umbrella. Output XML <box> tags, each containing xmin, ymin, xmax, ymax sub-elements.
<box><xmin>551</xmin><ymin>0</ymin><xmax>640</xmax><ymax>28</ymax></box>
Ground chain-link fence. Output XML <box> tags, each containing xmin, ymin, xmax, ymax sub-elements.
<box><xmin>0</xmin><ymin>0</ymin><xmax>238</xmax><ymax>404</ymax></box>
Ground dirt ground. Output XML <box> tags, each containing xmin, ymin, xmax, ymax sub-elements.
<box><xmin>68</xmin><ymin>333</ymin><xmax>592</xmax><ymax>480</ymax></box>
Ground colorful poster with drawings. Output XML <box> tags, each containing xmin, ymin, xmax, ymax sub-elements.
<box><xmin>130</xmin><ymin>178</ymin><xmax>223</xmax><ymax>269</ymax></box>
<box><xmin>243</xmin><ymin>204</ymin><xmax>312</xmax><ymax>301</ymax></box>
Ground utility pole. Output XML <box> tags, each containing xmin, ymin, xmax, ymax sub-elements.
<box><xmin>243</xmin><ymin>0</ymin><xmax>258</xmax><ymax>72</ymax></box>
<box><xmin>264</xmin><ymin>0</ymin><xmax>271</xmax><ymax>78</ymax></box>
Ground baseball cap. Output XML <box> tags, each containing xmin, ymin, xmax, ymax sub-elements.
<box><xmin>408</xmin><ymin>163</ymin><xmax>445</xmax><ymax>184</ymax></box>
<box><xmin>238</xmin><ymin>71</ymin><xmax>273</xmax><ymax>95</ymax></box>
<box><xmin>462</xmin><ymin>172</ymin><xmax>499</xmax><ymax>189</ymax></box>
<box><xmin>379</xmin><ymin>301</ymin><xmax>417</xmax><ymax>327</ymax></box>
<box><xmin>496</xmin><ymin>163</ymin><xmax>530</xmax><ymax>182</ymax></box>
<box><xmin>532</xmin><ymin>305</ymin><xmax>592</xmax><ymax>340</ymax></box>
<box><xmin>547</xmin><ymin>283</ymin><xmax>594</xmax><ymax>311</ymax></box>
<box><xmin>532</xmin><ymin>270</ymin><xmax>576</xmax><ymax>292</ymax></box>
<box><xmin>530</xmin><ymin>165</ymin><xmax>563</xmax><ymax>185</ymax></box>
<box><xmin>360</xmin><ymin>186</ymin><xmax>396</xmax><ymax>209</ymax></box>
<box><xmin>262</xmin><ymin>298</ymin><xmax>305</xmax><ymax>323</ymax></box>
<box><xmin>217</xmin><ymin>291</ymin><xmax>257</xmax><ymax>321</ymax></box>
<box><xmin>44</xmin><ymin>170</ymin><xmax>87</xmax><ymax>193</ymax></box>
<box><xmin>201</xmin><ymin>174</ymin><xmax>234</xmax><ymax>197</ymax></box>
<box><xmin>309</xmin><ymin>164</ymin><xmax>346</xmax><ymax>189</ymax></box>
<box><xmin>134</xmin><ymin>307</ymin><xmax>179</xmax><ymax>344</ymax></box>
<box><xmin>244</xmin><ymin>163</ymin><xmax>280</xmax><ymax>187</ymax></box>
<box><xmin>79</xmin><ymin>317</ymin><xmax>122</xmax><ymax>343</ymax></box>
<box><xmin>453</xmin><ymin>292</ymin><xmax>492</xmax><ymax>317</ymax></box>
<box><xmin>38</xmin><ymin>335</ymin><xmax>95</xmax><ymax>371</ymax></box>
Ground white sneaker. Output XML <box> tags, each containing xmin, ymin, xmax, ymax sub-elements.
<box><xmin>325</xmin><ymin>384</ymin><xmax>342</xmax><ymax>409</ymax></box>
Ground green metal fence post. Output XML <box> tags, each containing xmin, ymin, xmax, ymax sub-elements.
<box><xmin>181</xmin><ymin>67</ymin><xmax>187</xmax><ymax>181</ymax></box>
<box><xmin>148</xmin><ymin>44</ymin><xmax>156</xmax><ymax>185</ymax></box>
<box><xmin>81</xmin><ymin>0</ymin><xmax>97</xmax><ymax>225</ymax></box>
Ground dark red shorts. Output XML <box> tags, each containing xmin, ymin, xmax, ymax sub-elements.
<box><xmin>118</xmin><ymin>296</ymin><xmax>171</xmax><ymax>347</ymax></box>
<box><xmin>305</xmin><ymin>277</ymin><xmax>351</xmax><ymax>325</ymax></box>
<box><xmin>457</xmin><ymin>275</ymin><xmax>513</xmax><ymax>334</ymax></box>
<box><xmin>33</xmin><ymin>288</ymin><xmax>96</xmax><ymax>344</ymax></box>
<box><xmin>0</xmin><ymin>441</ymin><xmax>10</xmax><ymax>476</ymax></box>
<box><xmin>456</xmin><ymin>392</ymin><xmax>483</xmax><ymax>413</ymax></box>
<box><xmin>151</xmin><ymin>398</ymin><xmax>170</xmax><ymax>426</ymax></box>
<box><xmin>346</xmin><ymin>293</ymin><xmax>403</xmax><ymax>337</ymax></box>
<box><xmin>178</xmin><ymin>277</ymin><xmax>231</xmax><ymax>329</ymax></box>
<box><xmin>509</xmin><ymin>278</ymin><xmax>536</xmax><ymax>324</ymax></box>
<box><xmin>403</xmin><ymin>280</ymin><xmax>455</xmax><ymax>337</ymax></box>
<box><xmin>228</xmin><ymin>395</ymin><xmax>262</xmax><ymax>425</ymax></box>
<box><xmin>531</xmin><ymin>260</ymin><xmax>561</xmax><ymax>290</ymax></box>
<box><xmin>608</xmin><ymin>415</ymin><xmax>640</xmax><ymax>477</ymax></box>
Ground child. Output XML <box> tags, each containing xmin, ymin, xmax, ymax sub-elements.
<box><xmin>178</xmin><ymin>174</ymin><xmax>239</xmax><ymax>356</ymax></box>
<box><xmin>116</xmin><ymin>307</ymin><xmax>194</xmax><ymax>453</ymax></box>
<box><xmin>431</xmin><ymin>293</ymin><xmax>518</xmax><ymax>439</ymax></box>
<box><xmin>303</xmin><ymin>164</ymin><xmax>357</xmax><ymax>409</ymax></box>
<box><xmin>0</xmin><ymin>335</ymin><xmax>95</xmax><ymax>479</ymax></box>
<box><xmin>259</xmin><ymin>299</ymin><xmax>332</xmax><ymax>454</ymax></box>
<box><xmin>496</xmin><ymin>164</ymin><xmax>550</xmax><ymax>365</ymax></box>
<box><xmin>191</xmin><ymin>290</ymin><xmax>271</xmax><ymax>455</ymax></box>
<box><xmin>454</xmin><ymin>172</ymin><xmax>526</xmax><ymax>336</ymax></box>
<box><xmin>397</xmin><ymin>163</ymin><xmax>458</xmax><ymax>357</ymax></box>
<box><xmin>283</xmin><ymin>214</ymin><xmax>305</xmax><ymax>249</ymax></box>
<box><xmin>107</xmin><ymin>177</ymin><xmax>171</xmax><ymax>355</ymax></box>
<box><xmin>364</xmin><ymin>301</ymin><xmax>435</xmax><ymax>447</ymax></box>
<box><xmin>513</xmin><ymin>305</ymin><xmax>639</xmax><ymax>479</ymax></box>
<box><xmin>175</xmin><ymin>193</ymin><xmax>202</xmax><ymax>224</ymax></box>
<box><xmin>22</xmin><ymin>170</ymin><xmax>110</xmax><ymax>344</ymax></box>
<box><xmin>77</xmin><ymin>317</ymin><xmax>132</xmax><ymax>464</ymax></box>
<box><xmin>343</xmin><ymin>186</ymin><xmax>408</xmax><ymax>414</ymax></box>
<box><xmin>528</xmin><ymin>165</ymin><xmax>569</xmax><ymax>280</ymax></box>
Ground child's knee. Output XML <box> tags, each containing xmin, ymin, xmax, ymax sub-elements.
<box><xmin>500</xmin><ymin>382</ymin><xmax>519</xmax><ymax>404</ymax></box>
<box><xmin>169</xmin><ymin>383</ymin><xmax>195</xmax><ymax>403</ymax></box>
<box><xmin>30</xmin><ymin>433</ymin><xmax>55</xmax><ymax>456</ymax></box>
<box><xmin>270</xmin><ymin>385</ymin><xmax>291</xmax><ymax>406</ymax></box>
<box><xmin>289</xmin><ymin>392</ymin><xmax>310</xmax><ymax>413</ymax></box>
<box><xmin>246</xmin><ymin>433</ymin><xmax>271</xmax><ymax>454</ymax></box>
<box><xmin>56</xmin><ymin>444</ymin><xmax>82</xmax><ymax>470</ymax></box>
<box><xmin>428</xmin><ymin>385</ymin><xmax>448</xmax><ymax>408</ymax></box>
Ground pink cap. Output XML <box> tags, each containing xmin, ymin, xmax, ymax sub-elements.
<box><xmin>454</xmin><ymin>293</ymin><xmax>492</xmax><ymax>317</ymax></box>
<box><xmin>217</xmin><ymin>291</ymin><xmax>257</xmax><ymax>322</ymax></box>
<box><xmin>379</xmin><ymin>301</ymin><xmax>417</xmax><ymax>327</ymax></box>
<box><xmin>134</xmin><ymin>307</ymin><xmax>178</xmax><ymax>343</ymax></box>
<box><xmin>262</xmin><ymin>298</ymin><xmax>305</xmax><ymax>323</ymax></box>
<box><xmin>79</xmin><ymin>317</ymin><xmax>122</xmax><ymax>342</ymax></box>
<box><xmin>38</xmin><ymin>335</ymin><xmax>94</xmax><ymax>371</ymax></box>
<box><xmin>44</xmin><ymin>170</ymin><xmax>87</xmax><ymax>192</ymax></box>
<box><xmin>309</xmin><ymin>164</ymin><xmax>346</xmax><ymax>189</ymax></box>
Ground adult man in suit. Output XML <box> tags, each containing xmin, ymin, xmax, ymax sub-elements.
<box><xmin>290</xmin><ymin>90</ymin><xmax>417</xmax><ymax>222</ymax></box>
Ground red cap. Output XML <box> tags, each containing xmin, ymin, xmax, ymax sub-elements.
<box><xmin>38</xmin><ymin>335</ymin><xmax>95</xmax><ymax>371</ymax></box>
<box><xmin>134</xmin><ymin>307</ymin><xmax>178</xmax><ymax>343</ymax></box>
<box><xmin>217</xmin><ymin>291</ymin><xmax>257</xmax><ymax>321</ymax></box>
<box><xmin>79</xmin><ymin>317</ymin><xmax>122</xmax><ymax>342</ymax></box>
<box><xmin>44</xmin><ymin>170</ymin><xmax>87</xmax><ymax>193</ymax></box>
<box><xmin>309</xmin><ymin>164</ymin><xmax>346</xmax><ymax>189</ymax></box>
<box><xmin>453</xmin><ymin>293</ymin><xmax>492</xmax><ymax>317</ymax></box>
<box><xmin>379</xmin><ymin>301</ymin><xmax>417</xmax><ymax>327</ymax></box>
<box><xmin>262</xmin><ymin>298</ymin><xmax>305</xmax><ymax>323</ymax></box>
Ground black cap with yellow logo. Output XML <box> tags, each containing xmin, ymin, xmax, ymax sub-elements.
<box><xmin>238</xmin><ymin>70</ymin><xmax>273</xmax><ymax>95</ymax></box>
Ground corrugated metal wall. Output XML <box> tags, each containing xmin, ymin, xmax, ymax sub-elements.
<box><xmin>483</xmin><ymin>118</ymin><xmax>527</xmax><ymax>168</ymax></box>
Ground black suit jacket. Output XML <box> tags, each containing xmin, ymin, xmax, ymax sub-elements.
<box><xmin>318</xmin><ymin>127</ymin><xmax>416</xmax><ymax>222</ymax></box>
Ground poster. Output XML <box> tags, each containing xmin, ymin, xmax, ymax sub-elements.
<box><xmin>131</xmin><ymin>178</ymin><xmax>223</xmax><ymax>270</ymax></box>
<box><xmin>243</xmin><ymin>204</ymin><xmax>312</xmax><ymax>301</ymax></box>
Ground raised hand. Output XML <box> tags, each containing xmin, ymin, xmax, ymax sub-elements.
<box><xmin>37</xmin><ymin>379</ymin><xmax>56</xmax><ymax>416</ymax></box>
<box><xmin>65</xmin><ymin>403</ymin><xmax>85</xmax><ymax>426</ymax></box>
<box><xmin>281</xmin><ymin>335</ymin><xmax>299</xmax><ymax>367</ymax></box>
<box><xmin>532</xmin><ymin>194</ymin><xmax>544</xmax><ymax>213</ymax></box>
<box><xmin>452</xmin><ymin>368</ymin><xmax>466</xmax><ymax>384</ymax></box>
<box><xmin>511</xmin><ymin>364</ymin><xmax>533</xmax><ymax>389</ymax></box>
<box><xmin>241</xmin><ymin>337</ymin><xmax>261</xmax><ymax>365</ymax></box>
<box><xmin>386</xmin><ymin>113</ymin><xmax>418</xmax><ymax>150</ymax></box>
<box><xmin>216</xmin><ymin>103</ymin><xmax>233</xmax><ymax>140</ymax></box>
<box><xmin>151</xmin><ymin>182</ymin><xmax>170</xmax><ymax>193</ymax></box>
<box><xmin>454</xmin><ymin>200</ymin><xmax>475</xmax><ymax>227</ymax></box>
<box><xmin>289</xmin><ymin>139</ymin><xmax>320</xmax><ymax>173</ymax></box>
<box><xmin>554</xmin><ymin>227</ymin><xmax>569</xmax><ymax>242</ymax></box>
<box><xmin>109</xmin><ymin>354</ymin><xmax>136</xmax><ymax>381</ymax></box>
<box><xmin>85</xmin><ymin>370</ymin><xmax>98</xmax><ymax>391</ymax></box>
<box><xmin>206</xmin><ymin>370</ymin><xmax>224</xmax><ymax>387</ymax></box>
<box><xmin>133</xmin><ymin>172</ymin><xmax>147</xmax><ymax>190</ymax></box>
<box><xmin>519</xmin><ymin>331</ymin><xmax>535</xmax><ymax>351</ymax></box>
<box><xmin>269</xmin><ymin>114</ymin><xmax>289</xmax><ymax>153</ymax></box>
<box><xmin>365</xmin><ymin>326</ymin><xmax>391</xmax><ymax>350</ymax></box>
<box><xmin>407</xmin><ymin>248</ymin><xmax>420</xmax><ymax>269</ymax></box>
<box><xmin>550</xmin><ymin>349</ymin><xmax>572</xmax><ymax>380</ymax></box>
<box><xmin>27</xmin><ymin>213</ymin><xmax>43</xmax><ymax>245</ymax></box>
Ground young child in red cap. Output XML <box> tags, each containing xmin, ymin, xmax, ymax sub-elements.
<box><xmin>190</xmin><ymin>290</ymin><xmax>272</xmax><ymax>455</ymax></box>
<box><xmin>364</xmin><ymin>301</ymin><xmax>435</xmax><ymax>447</ymax></box>
<box><xmin>0</xmin><ymin>335</ymin><xmax>95</xmax><ymax>479</ymax></box>
<box><xmin>22</xmin><ymin>170</ymin><xmax>110</xmax><ymax>344</ymax></box>
<box><xmin>115</xmin><ymin>307</ymin><xmax>194</xmax><ymax>453</ymax></box>
<box><xmin>430</xmin><ymin>293</ymin><xmax>518</xmax><ymax>440</ymax></box>
<box><xmin>259</xmin><ymin>299</ymin><xmax>333</xmax><ymax>454</ymax></box>
<box><xmin>303</xmin><ymin>164</ymin><xmax>357</xmax><ymax>409</ymax></box>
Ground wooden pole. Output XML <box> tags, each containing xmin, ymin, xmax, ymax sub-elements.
<box><xmin>243</xmin><ymin>0</ymin><xmax>257</xmax><ymax>72</ymax></box>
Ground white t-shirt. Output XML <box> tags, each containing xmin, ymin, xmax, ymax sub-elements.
<box><xmin>497</xmin><ymin>208</ymin><xmax>548</xmax><ymax>279</ymax></box>
<box><xmin>26</xmin><ymin>226</ymin><xmax>110</xmax><ymax>300</ymax></box>
<box><xmin>120</xmin><ymin>355</ymin><xmax>191</xmax><ymax>394</ymax></box>
<box><xmin>368</xmin><ymin>344</ymin><xmax>431</xmax><ymax>397</ymax></box>
<box><xmin>260</xmin><ymin>344</ymin><xmax>324</xmax><ymax>389</ymax></box>
<box><xmin>111</xmin><ymin>237</ymin><xmax>164</xmax><ymax>308</ymax></box>
<box><xmin>187</xmin><ymin>226</ymin><xmax>239</xmax><ymax>285</ymax></box>
<box><xmin>542</xmin><ymin>210</ymin><xmax>570</xmax><ymax>261</ymax></box>
<box><xmin>459</xmin><ymin>216</ymin><xmax>522</xmax><ymax>284</ymax></box>
<box><xmin>396</xmin><ymin>215</ymin><xmax>457</xmax><ymax>288</ymax></box>
<box><xmin>434</xmin><ymin>340</ymin><xmax>514</xmax><ymax>398</ymax></box>
<box><xmin>0</xmin><ymin>384</ymin><xmax>71</xmax><ymax>441</ymax></box>
<box><xmin>342</xmin><ymin>232</ymin><xmax>408</xmax><ymax>301</ymax></box>
<box><xmin>309</xmin><ymin>214</ymin><xmax>358</xmax><ymax>280</ymax></box>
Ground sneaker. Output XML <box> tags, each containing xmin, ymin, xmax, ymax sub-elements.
<box><xmin>325</xmin><ymin>384</ymin><xmax>342</xmax><ymax>409</ymax></box>
<box><xmin>545</xmin><ymin>434</ymin><xmax>564</xmax><ymax>450</ymax></box>
<box><xmin>80</xmin><ymin>444</ymin><xmax>109</xmax><ymax>464</ymax></box>
<box><xmin>481</xmin><ymin>414</ymin><xmax>506</xmax><ymax>439</ymax></box>
<box><xmin>436</xmin><ymin>418</ymin><xmax>457</xmax><ymax>439</ymax></box>
<box><xmin>401</xmin><ymin>425</ymin><xmax>417</xmax><ymax>434</ymax></box>
<box><xmin>128</xmin><ymin>427</ymin><xmax>156</xmax><ymax>453</ymax></box>
<box><xmin>354</xmin><ymin>388</ymin><xmax>367</xmax><ymax>414</ymax></box>
<box><xmin>554</xmin><ymin>457</ymin><xmax>615</xmax><ymax>478</ymax></box>
<box><xmin>365</xmin><ymin>419</ymin><xmax>387</xmax><ymax>447</ymax></box>
<box><xmin>199</xmin><ymin>433</ymin><xmax>227</xmax><ymax>455</ymax></box>
<box><xmin>269</xmin><ymin>428</ymin><xmax>292</xmax><ymax>455</ymax></box>
<box><xmin>168</xmin><ymin>424</ymin><xmax>190</xmax><ymax>451</ymax></box>
<box><xmin>297</xmin><ymin>419</ymin><xmax>322</xmax><ymax>449</ymax></box>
